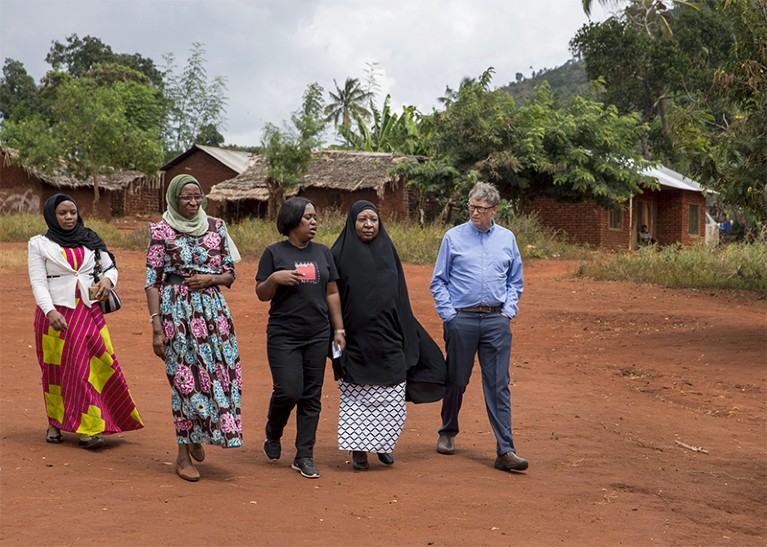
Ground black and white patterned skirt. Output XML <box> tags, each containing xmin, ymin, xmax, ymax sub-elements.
<box><xmin>337</xmin><ymin>380</ymin><xmax>406</xmax><ymax>452</ymax></box>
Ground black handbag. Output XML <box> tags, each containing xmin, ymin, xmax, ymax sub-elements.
<box><xmin>93</xmin><ymin>253</ymin><xmax>122</xmax><ymax>314</ymax></box>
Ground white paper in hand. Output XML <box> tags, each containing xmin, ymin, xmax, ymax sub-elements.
<box><xmin>332</xmin><ymin>342</ymin><xmax>343</xmax><ymax>359</ymax></box>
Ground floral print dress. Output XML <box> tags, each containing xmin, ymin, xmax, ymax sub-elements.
<box><xmin>145</xmin><ymin>218</ymin><xmax>243</xmax><ymax>448</ymax></box>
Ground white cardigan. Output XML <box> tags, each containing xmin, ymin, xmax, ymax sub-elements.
<box><xmin>28</xmin><ymin>235</ymin><xmax>119</xmax><ymax>316</ymax></box>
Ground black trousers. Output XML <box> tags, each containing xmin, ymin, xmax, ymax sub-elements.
<box><xmin>265</xmin><ymin>331</ymin><xmax>328</xmax><ymax>459</ymax></box>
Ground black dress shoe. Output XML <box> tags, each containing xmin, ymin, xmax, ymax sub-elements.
<box><xmin>352</xmin><ymin>451</ymin><xmax>369</xmax><ymax>470</ymax></box>
<box><xmin>436</xmin><ymin>435</ymin><xmax>455</xmax><ymax>455</ymax></box>
<box><xmin>494</xmin><ymin>451</ymin><xmax>528</xmax><ymax>472</ymax></box>
<box><xmin>377</xmin><ymin>452</ymin><xmax>394</xmax><ymax>465</ymax></box>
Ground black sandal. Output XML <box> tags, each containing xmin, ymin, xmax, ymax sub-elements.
<box><xmin>45</xmin><ymin>427</ymin><xmax>62</xmax><ymax>444</ymax></box>
<box><xmin>78</xmin><ymin>436</ymin><xmax>105</xmax><ymax>449</ymax></box>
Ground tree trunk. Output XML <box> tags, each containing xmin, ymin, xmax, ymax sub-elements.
<box><xmin>658</xmin><ymin>95</ymin><xmax>668</xmax><ymax>135</ymax></box>
<box><xmin>658</xmin><ymin>95</ymin><xmax>670</xmax><ymax>164</ymax></box>
<box><xmin>266</xmin><ymin>178</ymin><xmax>285</xmax><ymax>220</ymax></box>
<box><xmin>641</xmin><ymin>103</ymin><xmax>653</xmax><ymax>160</ymax></box>
<box><xmin>91</xmin><ymin>170</ymin><xmax>100</xmax><ymax>213</ymax></box>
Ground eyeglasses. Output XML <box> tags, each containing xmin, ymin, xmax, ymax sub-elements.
<box><xmin>467</xmin><ymin>203</ymin><xmax>495</xmax><ymax>214</ymax></box>
<box><xmin>179</xmin><ymin>194</ymin><xmax>204</xmax><ymax>203</ymax></box>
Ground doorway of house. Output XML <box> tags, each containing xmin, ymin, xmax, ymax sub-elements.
<box><xmin>635</xmin><ymin>200</ymin><xmax>656</xmax><ymax>245</ymax></box>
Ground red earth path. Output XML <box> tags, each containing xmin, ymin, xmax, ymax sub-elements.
<box><xmin>1</xmin><ymin>243</ymin><xmax>765</xmax><ymax>546</ymax></box>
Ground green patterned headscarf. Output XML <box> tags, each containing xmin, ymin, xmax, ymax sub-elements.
<box><xmin>162</xmin><ymin>174</ymin><xmax>241</xmax><ymax>263</ymax></box>
<box><xmin>163</xmin><ymin>174</ymin><xmax>209</xmax><ymax>236</ymax></box>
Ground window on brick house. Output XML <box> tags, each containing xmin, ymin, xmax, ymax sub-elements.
<box><xmin>608</xmin><ymin>208</ymin><xmax>622</xmax><ymax>230</ymax></box>
<box><xmin>688</xmin><ymin>204</ymin><xmax>700</xmax><ymax>234</ymax></box>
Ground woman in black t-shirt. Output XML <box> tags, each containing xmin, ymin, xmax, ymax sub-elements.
<box><xmin>256</xmin><ymin>197</ymin><xmax>346</xmax><ymax>479</ymax></box>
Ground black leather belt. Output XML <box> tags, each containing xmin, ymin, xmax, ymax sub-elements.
<box><xmin>163</xmin><ymin>273</ymin><xmax>188</xmax><ymax>285</ymax></box>
<box><xmin>458</xmin><ymin>306</ymin><xmax>501</xmax><ymax>313</ymax></box>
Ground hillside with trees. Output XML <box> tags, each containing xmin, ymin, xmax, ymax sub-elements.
<box><xmin>500</xmin><ymin>59</ymin><xmax>593</xmax><ymax>103</ymax></box>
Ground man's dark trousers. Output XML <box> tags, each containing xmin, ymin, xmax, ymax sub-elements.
<box><xmin>438</xmin><ymin>311</ymin><xmax>516</xmax><ymax>455</ymax></box>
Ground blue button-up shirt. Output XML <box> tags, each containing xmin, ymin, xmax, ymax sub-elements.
<box><xmin>430</xmin><ymin>220</ymin><xmax>524</xmax><ymax>322</ymax></box>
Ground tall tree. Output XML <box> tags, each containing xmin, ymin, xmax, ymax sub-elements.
<box><xmin>45</xmin><ymin>34</ymin><xmax>162</xmax><ymax>86</ymax></box>
<box><xmin>571</xmin><ymin>1</ymin><xmax>731</xmax><ymax>160</ymax></box>
<box><xmin>0</xmin><ymin>59</ymin><xmax>39</xmax><ymax>122</ymax></box>
<box><xmin>1</xmin><ymin>71</ymin><xmax>164</xmax><ymax>210</ymax></box>
<box><xmin>394</xmin><ymin>70</ymin><xmax>653</xmax><ymax>223</ymax></box>
<box><xmin>324</xmin><ymin>77</ymin><xmax>372</xmax><ymax>129</ymax></box>
<box><xmin>670</xmin><ymin>0</ymin><xmax>767</xmax><ymax>222</ymax></box>
<box><xmin>262</xmin><ymin>83</ymin><xmax>326</xmax><ymax>219</ymax></box>
<box><xmin>161</xmin><ymin>43</ymin><xmax>228</xmax><ymax>157</ymax></box>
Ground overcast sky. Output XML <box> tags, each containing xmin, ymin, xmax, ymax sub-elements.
<box><xmin>0</xmin><ymin>0</ymin><xmax>610</xmax><ymax>146</ymax></box>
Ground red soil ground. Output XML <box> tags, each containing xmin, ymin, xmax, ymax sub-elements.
<box><xmin>1</xmin><ymin>244</ymin><xmax>765</xmax><ymax>546</ymax></box>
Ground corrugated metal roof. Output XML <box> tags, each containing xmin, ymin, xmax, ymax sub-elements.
<box><xmin>195</xmin><ymin>145</ymin><xmax>251</xmax><ymax>174</ymax></box>
<box><xmin>642</xmin><ymin>165</ymin><xmax>706</xmax><ymax>193</ymax></box>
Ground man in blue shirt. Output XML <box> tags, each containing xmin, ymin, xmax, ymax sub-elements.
<box><xmin>430</xmin><ymin>182</ymin><xmax>528</xmax><ymax>472</ymax></box>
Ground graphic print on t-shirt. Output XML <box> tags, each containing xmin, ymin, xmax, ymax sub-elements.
<box><xmin>295</xmin><ymin>261</ymin><xmax>319</xmax><ymax>284</ymax></box>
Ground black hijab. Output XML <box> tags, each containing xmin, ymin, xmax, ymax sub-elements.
<box><xmin>330</xmin><ymin>201</ymin><xmax>420</xmax><ymax>386</ymax></box>
<box><xmin>43</xmin><ymin>193</ymin><xmax>116</xmax><ymax>267</ymax></box>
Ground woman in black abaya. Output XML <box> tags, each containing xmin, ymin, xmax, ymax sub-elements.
<box><xmin>331</xmin><ymin>201</ymin><xmax>444</xmax><ymax>471</ymax></box>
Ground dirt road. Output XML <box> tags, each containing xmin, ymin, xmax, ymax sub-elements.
<box><xmin>1</xmin><ymin>245</ymin><xmax>764</xmax><ymax>546</ymax></box>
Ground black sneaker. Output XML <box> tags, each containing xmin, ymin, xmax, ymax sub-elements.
<box><xmin>263</xmin><ymin>438</ymin><xmax>281</xmax><ymax>461</ymax></box>
<box><xmin>291</xmin><ymin>457</ymin><xmax>320</xmax><ymax>478</ymax></box>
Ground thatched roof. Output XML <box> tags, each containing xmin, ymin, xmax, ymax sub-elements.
<box><xmin>207</xmin><ymin>150</ymin><xmax>420</xmax><ymax>202</ymax></box>
<box><xmin>1</xmin><ymin>145</ymin><xmax>156</xmax><ymax>191</ymax></box>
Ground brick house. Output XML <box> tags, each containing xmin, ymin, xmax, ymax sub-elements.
<box><xmin>0</xmin><ymin>145</ymin><xmax>160</xmax><ymax>220</ymax></box>
<box><xmin>159</xmin><ymin>144</ymin><xmax>251</xmax><ymax>210</ymax></box>
<box><xmin>520</xmin><ymin>165</ymin><xmax>709</xmax><ymax>250</ymax></box>
<box><xmin>207</xmin><ymin>150</ymin><xmax>416</xmax><ymax>221</ymax></box>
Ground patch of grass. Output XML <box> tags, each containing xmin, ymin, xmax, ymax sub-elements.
<box><xmin>0</xmin><ymin>209</ymin><xmax>582</xmax><ymax>264</ymax></box>
<box><xmin>497</xmin><ymin>205</ymin><xmax>588</xmax><ymax>260</ymax></box>
<box><xmin>0</xmin><ymin>249</ymin><xmax>28</xmax><ymax>273</ymax></box>
<box><xmin>0</xmin><ymin>213</ymin><xmax>125</xmax><ymax>245</ymax></box>
<box><xmin>576</xmin><ymin>241</ymin><xmax>767</xmax><ymax>292</ymax></box>
<box><xmin>0</xmin><ymin>214</ymin><xmax>46</xmax><ymax>242</ymax></box>
<box><xmin>387</xmin><ymin>222</ymin><xmax>448</xmax><ymax>264</ymax></box>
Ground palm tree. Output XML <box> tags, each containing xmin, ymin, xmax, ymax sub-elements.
<box><xmin>324</xmin><ymin>77</ymin><xmax>373</xmax><ymax>129</ymax></box>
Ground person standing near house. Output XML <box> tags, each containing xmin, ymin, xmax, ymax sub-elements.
<box><xmin>430</xmin><ymin>182</ymin><xmax>528</xmax><ymax>472</ymax></box>
<box><xmin>256</xmin><ymin>197</ymin><xmax>346</xmax><ymax>479</ymax></box>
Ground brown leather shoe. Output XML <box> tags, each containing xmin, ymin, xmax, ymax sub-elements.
<box><xmin>494</xmin><ymin>451</ymin><xmax>528</xmax><ymax>472</ymax></box>
<box><xmin>189</xmin><ymin>443</ymin><xmax>205</xmax><ymax>462</ymax></box>
<box><xmin>436</xmin><ymin>435</ymin><xmax>455</xmax><ymax>455</ymax></box>
<box><xmin>175</xmin><ymin>461</ymin><xmax>200</xmax><ymax>482</ymax></box>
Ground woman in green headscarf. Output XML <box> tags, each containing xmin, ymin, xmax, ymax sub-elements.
<box><xmin>145</xmin><ymin>174</ymin><xmax>243</xmax><ymax>482</ymax></box>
